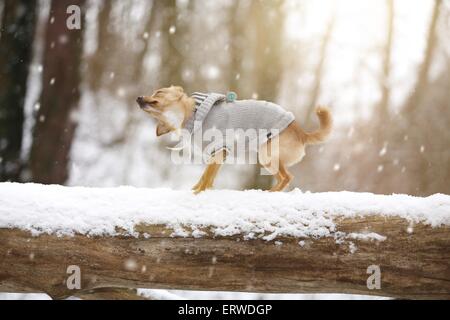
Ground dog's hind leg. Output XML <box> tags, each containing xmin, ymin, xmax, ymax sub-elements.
<box><xmin>266</xmin><ymin>162</ymin><xmax>293</xmax><ymax>192</ymax></box>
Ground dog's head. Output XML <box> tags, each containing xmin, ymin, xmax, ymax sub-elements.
<box><xmin>136</xmin><ymin>86</ymin><xmax>191</xmax><ymax>136</ymax></box>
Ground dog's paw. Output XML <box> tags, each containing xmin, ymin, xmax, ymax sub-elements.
<box><xmin>192</xmin><ymin>184</ymin><xmax>205</xmax><ymax>195</ymax></box>
<box><xmin>193</xmin><ymin>188</ymin><xmax>206</xmax><ymax>195</ymax></box>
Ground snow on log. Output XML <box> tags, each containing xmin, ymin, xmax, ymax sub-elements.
<box><xmin>0</xmin><ymin>183</ymin><xmax>449</xmax><ymax>299</ymax></box>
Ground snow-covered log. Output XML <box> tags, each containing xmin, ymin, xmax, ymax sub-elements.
<box><xmin>0</xmin><ymin>183</ymin><xmax>449</xmax><ymax>299</ymax></box>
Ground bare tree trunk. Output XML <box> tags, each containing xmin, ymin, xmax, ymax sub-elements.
<box><xmin>251</xmin><ymin>0</ymin><xmax>285</xmax><ymax>103</ymax></box>
<box><xmin>404</xmin><ymin>0</ymin><xmax>441</xmax><ymax>113</ymax></box>
<box><xmin>86</xmin><ymin>0</ymin><xmax>113</xmax><ymax>91</ymax></box>
<box><xmin>0</xmin><ymin>0</ymin><xmax>37</xmax><ymax>182</ymax></box>
<box><xmin>131</xmin><ymin>2</ymin><xmax>158</xmax><ymax>83</ymax></box>
<box><xmin>399</xmin><ymin>0</ymin><xmax>442</xmax><ymax>196</ymax></box>
<box><xmin>158</xmin><ymin>0</ymin><xmax>183</xmax><ymax>87</ymax></box>
<box><xmin>377</xmin><ymin>0</ymin><xmax>394</xmax><ymax>120</ymax></box>
<box><xmin>29</xmin><ymin>0</ymin><xmax>86</xmax><ymax>184</ymax></box>
<box><xmin>227</xmin><ymin>0</ymin><xmax>245</xmax><ymax>93</ymax></box>
<box><xmin>304</xmin><ymin>13</ymin><xmax>335</xmax><ymax>126</ymax></box>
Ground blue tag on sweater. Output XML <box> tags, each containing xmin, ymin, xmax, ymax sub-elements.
<box><xmin>226</xmin><ymin>91</ymin><xmax>237</xmax><ymax>103</ymax></box>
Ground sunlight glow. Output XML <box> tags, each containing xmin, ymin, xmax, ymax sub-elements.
<box><xmin>284</xmin><ymin>0</ymin><xmax>434</xmax><ymax>122</ymax></box>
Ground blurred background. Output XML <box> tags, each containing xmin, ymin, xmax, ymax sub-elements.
<box><xmin>1</xmin><ymin>0</ymin><xmax>449</xmax><ymax>196</ymax></box>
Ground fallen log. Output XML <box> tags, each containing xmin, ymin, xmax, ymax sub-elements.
<box><xmin>0</xmin><ymin>183</ymin><xmax>449</xmax><ymax>299</ymax></box>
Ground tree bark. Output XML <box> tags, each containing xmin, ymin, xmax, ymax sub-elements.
<box><xmin>158</xmin><ymin>0</ymin><xmax>183</xmax><ymax>87</ymax></box>
<box><xmin>0</xmin><ymin>0</ymin><xmax>37</xmax><ymax>182</ymax></box>
<box><xmin>0</xmin><ymin>216</ymin><xmax>449</xmax><ymax>300</ymax></box>
<box><xmin>73</xmin><ymin>288</ymin><xmax>149</xmax><ymax>300</ymax></box>
<box><xmin>29</xmin><ymin>0</ymin><xmax>85</xmax><ymax>184</ymax></box>
<box><xmin>86</xmin><ymin>0</ymin><xmax>113</xmax><ymax>91</ymax></box>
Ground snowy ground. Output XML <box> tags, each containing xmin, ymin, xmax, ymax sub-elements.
<box><xmin>0</xmin><ymin>183</ymin><xmax>449</xmax><ymax>240</ymax></box>
<box><xmin>0</xmin><ymin>291</ymin><xmax>388</xmax><ymax>300</ymax></box>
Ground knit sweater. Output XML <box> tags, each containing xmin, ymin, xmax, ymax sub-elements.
<box><xmin>185</xmin><ymin>92</ymin><xmax>295</xmax><ymax>155</ymax></box>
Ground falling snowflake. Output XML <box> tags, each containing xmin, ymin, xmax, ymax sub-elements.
<box><xmin>169</xmin><ymin>25</ymin><xmax>176</xmax><ymax>34</ymax></box>
<box><xmin>59</xmin><ymin>35</ymin><xmax>68</xmax><ymax>44</ymax></box>
<box><xmin>420</xmin><ymin>145</ymin><xmax>425</xmax><ymax>153</ymax></box>
<box><xmin>347</xmin><ymin>126</ymin><xmax>355</xmax><ymax>138</ymax></box>
<box><xmin>377</xmin><ymin>165</ymin><xmax>384</xmax><ymax>173</ymax></box>
<box><xmin>142</xmin><ymin>32</ymin><xmax>149</xmax><ymax>39</ymax></box>
<box><xmin>124</xmin><ymin>259</ymin><xmax>138</xmax><ymax>271</ymax></box>
<box><xmin>349</xmin><ymin>242</ymin><xmax>357</xmax><ymax>254</ymax></box>
<box><xmin>117</xmin><ymin>87</ymin><xmax>126</xmax><ymax>97</ymax></box>
<box><xmin>333</xmin><ymin>163</ymin><xmax>341</xmax><ymax>171</ymax></box>
<box><xmin>50</xmin><ymin>78</ymin><xmax>56</xmax><ymax>85</ymax></box>
<box><xmin>204</xmin><ymin>65</ymin><xmax>220</xmax><ymax>80</ymax></box>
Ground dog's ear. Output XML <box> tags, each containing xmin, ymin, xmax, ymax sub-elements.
<box><xmin>171</xmin><ymin>85</ymin><xmax>184</xmax><ymax>93</ymax></box>
<box><xmin>156</xmin><ymin>122</ymin><xmax>172</xmax><ymax>136</ymax></box>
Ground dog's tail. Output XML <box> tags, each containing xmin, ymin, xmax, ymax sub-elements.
<box><xmin>303</xmin><ymin>107</ymin><xmax>333</xmax><ymax>145</ymax></box>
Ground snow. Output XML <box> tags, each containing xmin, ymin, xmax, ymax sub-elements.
<box><xmin>0</xmin><ymin>291</ymin><xmax>388</xmax><ymax>301</ymax></box>
<box><xmin>136</xmin><ymin>289</ymin><xmax>388</xmax><ymax>300</ymax></box>
<box><xmin>0</xmin><ymin>183</ymin><xmax>449</xmax><ymax>241</ymax></box>
<box><xmin>346</xmin><ymin>232</ymin><xmax>387</xmax><ymax>242</ymax></box>
<box><xmin>0</xmin><ymin>293</ymin><xmax>51</xmax><ymax>301</ymax></box>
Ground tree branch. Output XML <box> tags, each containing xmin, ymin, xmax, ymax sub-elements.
<box><xmin>1</xmin><ymin>216</ymin><xmax>449</xmax><ymax>300</ymax></box>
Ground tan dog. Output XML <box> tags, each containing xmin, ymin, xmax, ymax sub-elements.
<box><xmin>137</xmin><ymin>86</ymin><xmax>332</xmax><ymax>193</ymax></box>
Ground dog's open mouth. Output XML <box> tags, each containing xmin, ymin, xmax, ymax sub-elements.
<box><xmin>141</xmin><ymin>104</ymin><xmax>159</xmax><ymax>113</ymax></box>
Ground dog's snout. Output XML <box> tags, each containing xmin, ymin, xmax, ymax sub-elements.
<box><xmin>136</xmin><ymin>96</ymin><xmax>144</xmax><ymax>104</ymax></box>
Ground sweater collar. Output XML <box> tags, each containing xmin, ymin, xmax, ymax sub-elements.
<box><xmin>184</xmin><ymin>92</ymin><xmax>226</xmax><ymax>134</ymax></box>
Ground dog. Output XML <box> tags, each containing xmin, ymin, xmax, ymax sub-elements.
<box><xmin>137</xmin><ymin>86</ymin><xmax>332</xmax><ymax>193</ymax></box>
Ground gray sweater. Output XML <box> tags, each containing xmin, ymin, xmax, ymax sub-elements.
<box><xmin>184</xmin><ymin>92</ymin><xmax>295</xmax><ymax>155</ymax></box>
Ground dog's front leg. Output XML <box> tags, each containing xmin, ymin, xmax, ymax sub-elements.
<box><xmin>192</xmin><ymin>150</ymin><xmax>226</xmax><ymax>194</ymax></box>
